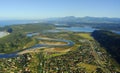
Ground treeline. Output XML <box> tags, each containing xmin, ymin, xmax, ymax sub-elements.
<box><xmin>0</xmin><ymin>33</ymin><xmax>32</xmax><ymax>53</ymax></box>
<box><xmin>10</xmin><ymin>23</ymin><xmax>55</xmax><ymax>33</ymax></box>
<box><xmin>91</xmin><ymin>30</ymin><xmax>120</xmax><ymax>63</ymax></box>
<box><xmin>0</xmin><ymin>23</ymin><xmax>54</xmax><ymax>32</ymax></box>
<box><xmin>0</xmin><ymin>26</ymin><xmax>10</xmax><ymax>31</ymax></box>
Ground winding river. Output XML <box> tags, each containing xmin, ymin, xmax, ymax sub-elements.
<box><xmin>0</xmin><ymin>37</ymin><xmax>74</xmax><ymax>58</ymax></box>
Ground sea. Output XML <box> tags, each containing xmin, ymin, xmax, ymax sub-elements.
<box><xmin>0</xmin><ymin>20</ymin><xmax>39</xmax><ymax>27</ymax></box>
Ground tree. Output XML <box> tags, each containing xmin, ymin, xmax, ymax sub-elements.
<box><xmin>7</xmin><ymin>28</ymin><xmax>13</xmax><ymax>33</ymax></box>
<box><xmin>96</xmin><ymin>68</ymin><xmax>103</xmax><ymax>73</ymax></box>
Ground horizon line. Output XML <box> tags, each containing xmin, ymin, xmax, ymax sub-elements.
<box><xmin>0</xmin><ymin>16</ymin><xmax>120</xmax><ymax>20</ymax></box>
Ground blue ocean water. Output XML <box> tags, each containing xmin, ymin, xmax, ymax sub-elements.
<box><xmin>0</xmin><ymin>20</ymin><xmax>37</xmax><ymax>27</ymax></box>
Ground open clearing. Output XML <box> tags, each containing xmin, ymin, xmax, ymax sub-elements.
<box><xmin>76</xmin><ymin>33</ymin><xmax>93</xmax><ymax>40</ymax></box>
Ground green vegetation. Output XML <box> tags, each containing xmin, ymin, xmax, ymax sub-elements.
<box><xmin>92</xmin><ymin>30</ymin><xmax>120</xmax><ymax>64</ymax></box>
<box><xmin>0</xmin><ymin>23</ymin><xmax>54</xmax><ymax>53</ymax></box>
<box><xmin>0</xmin><ymin>32</ymin><xmax>33</xmax><ymax>53</ymax></box>
<box><xmin>0</xmin><ymin>24</ymin><xmax>120</xmax><ymax>72</ymax></box>
<box><xmin>77</xmin><ymin>62</ymin><xmax>97</xmax><ymax>73</ymax></box>
<box><xmin>10</xmin><ymin>23</ymin><xmax>54</xmax><ymax>33</ymax></box>
<box><xmin>76</xmin><ymin>33</ymin><xmax>93</xmax><ymax>40</ymax></box>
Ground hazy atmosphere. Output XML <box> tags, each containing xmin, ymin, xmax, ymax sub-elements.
<box><xmin>0</xmin><ymin>0</ymin><xmax>120</xmax><ymax>19</ymax></box>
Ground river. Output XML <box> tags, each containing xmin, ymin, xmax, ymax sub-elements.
<box><xmin>0</xmin><ymin>37</ymin><xmax>74</xmax><ymax>58</ymax></box>
<box><xmin>0</xmin><ymin>25</ymin><xmax>120</xmax><ymax>58</ymax></box>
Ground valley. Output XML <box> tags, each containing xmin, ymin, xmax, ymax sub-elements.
<box><xmin>0</xmin><ymin>23</ymin><xmax>120</xmax><ymax>72</ymax></box>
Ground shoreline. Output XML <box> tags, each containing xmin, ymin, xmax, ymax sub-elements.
<box><xmin>0</xmin><ymin>31</ymin><xmax>9</xmax><ymax>38</ymax></box>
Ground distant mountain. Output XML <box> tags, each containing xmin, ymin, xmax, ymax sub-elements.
<box><xmin>42</xmin><ymin>16</ymin><xmax>120</xmax><ymax>23</ymax></box>
<box><xmin>1</xmin><ymin>16</ymin><xmax>120</xmax><ymax>27</ymax></box>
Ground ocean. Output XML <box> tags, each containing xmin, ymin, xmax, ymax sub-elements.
<box><xmin>0</xmin><ymin>20</ymin><xmax>39</xmax><ymax>27</ymax></box>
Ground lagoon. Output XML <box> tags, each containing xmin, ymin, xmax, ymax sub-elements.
<box><xmin>56</xmin><ymin>26</ymin><xmax>96</xmax><ymax>32</ymax></box>
<box><xmin>47</xmin><ymin>26</ymin><xmax>97</xmax><ymax>33</ymax></box>
<box><xmin>48</xmin><ymin>26</ymin><xmax>120</xmax><ymax>35</ymax></box>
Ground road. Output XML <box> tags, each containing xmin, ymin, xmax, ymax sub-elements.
<box><xmin>86</xmin><ymin>40</ymin><xmax>111</xmax><ymax>73</ymax></box>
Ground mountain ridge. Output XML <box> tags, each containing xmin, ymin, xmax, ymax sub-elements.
<box><xmin>1</xmin><ymin>16</ymin><xmax>120</xmax><ymax>26</ymax></box>
<box><xmin>42</xmin><ymin>16</ymin><xmax>120</xmax><ymax>23</ymax></box>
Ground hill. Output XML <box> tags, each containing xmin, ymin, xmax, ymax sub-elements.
<box><xmin>92</xmin><ymin>30</ymin><xmax>120</xmax><ymax>63</ymax></box>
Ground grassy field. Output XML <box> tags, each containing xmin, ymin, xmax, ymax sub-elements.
<box><xmin>76</xmin><ymin>33</ymin><xmax>93</xmax><ymax>40</ymax></box>
<box><xmin>77</xmin><ymin>62</ymin><xmax>97</xmax><ymax>73</ymax></box>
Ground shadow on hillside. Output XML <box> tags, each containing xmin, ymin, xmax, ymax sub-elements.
<box><xmin>91</xmin><ymin>30</ymin><xmax>120</xmax><ymax>64</ymax></box>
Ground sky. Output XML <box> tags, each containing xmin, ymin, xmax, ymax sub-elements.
<box><xmin>0</xmin><ymin>0</ymin><xmax>120</xmax><ymax>19</ymax></box>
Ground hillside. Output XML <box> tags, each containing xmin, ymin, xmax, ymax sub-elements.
<box><xmin>92</xmin><ymin>30</ymin><xmax>120</xmax><ymax>63</ymax></box>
